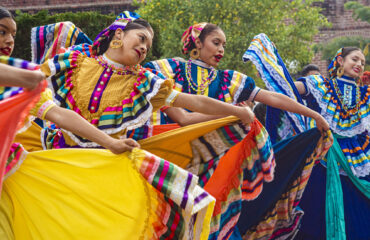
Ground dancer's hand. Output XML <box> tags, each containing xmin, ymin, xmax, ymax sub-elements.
<box><xmin>25</xmin><ymin>70</ymin><xmax>45</xmax><ymax>90</ymax></box>
<box><xmin>107</xmin><ymin>138</ymin><xmax>140</xmax><ymax>154</ymax></box>
<box><xmin>237</xmin><ymin>106</ymin><xmax>255</xmax><ymax>125</ymax></box>
<box><xmin>315</xmin><ymin>114</ymin><xmax>330</xmax><ymax>133</ymax></box>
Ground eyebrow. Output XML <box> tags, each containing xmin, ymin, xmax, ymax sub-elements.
<box><xmin>0</xmin><ymin>24</ymin><xmax>16</xmax><ymax>33</ymax></box>
<box><xmin>0</xmin><ymin>24</ymin><xmax>9</xmax><ymax>31</ymax></box>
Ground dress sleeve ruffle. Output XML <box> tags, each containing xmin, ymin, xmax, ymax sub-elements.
<box><xmin>223</xmin><ymin>70</ymin><xmax>259</xmax><ymax>104</ymax></box>
<box><xmin>301</xmin><ymin>75</ymin><xmax>370</xmax><ymax>137</ymax></box>
<box><xmin>40</xmin><ymin>44</ymin><xmax>90</xmax><ymax>106</ymax></box>
<box><xmin>28</xmin><ymin>88</ymin><xmax>56</xmax><ymax>120</ymax></box>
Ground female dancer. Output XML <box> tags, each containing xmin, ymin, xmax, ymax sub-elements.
<box><xmin>144</xmin><ymin>23</ymin><xmax>331</xmax><ymax>239</ymax></box>
<box><xmin>294</xmin><ymin>47</ymin><xmax>370</xmax><ymax>240</ymax></box>
<box><xmin>0</xmin><ymin>7</ymin><xmax>140</xmax><ymax>156</ymax></box>
<box><xmin>0</xmin><ymin>11</ymin><xmax>258</xmax><ymax>240</ymax></box>
<box><xmin>244</xmin><ymin>34</ymin><xmax>369</xmax><ymax>239</ymax></box>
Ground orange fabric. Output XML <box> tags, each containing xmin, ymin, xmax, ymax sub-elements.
<box><xmin>0</xmin><ymin>81</ymin><xmax>46</xmax><ymax>192</ymax></box>
<box><xmin>204</xmin><ymin>119</ymin><xmax>260</xmax><ymax>216</ymax></box>
<box><xmin>152</xmin><ymin>123</ymin><xmax>180</xmax><ymax>136</ymax></box>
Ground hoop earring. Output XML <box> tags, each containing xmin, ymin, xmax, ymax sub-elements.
<box><xmin>190</xmin><ymin>48</ymin><xmax>200</xmax><ymax>59</ymax></box>
<box><xmin>337</xmin><ymin>66</ymin><xmax>344</xmax><ymax>78</ymax></box>
<box><xmin>110</xmin><ymin>40</ymin><xmax>123</xmax><ymax>49</ymax></box>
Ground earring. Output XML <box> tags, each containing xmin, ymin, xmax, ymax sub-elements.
<box><xmin>190</xmin><ymin>48</ymin><xmax>200</xmax><ymax>59</ymax></box>
<box><xmin>337</xmin><ymin>66</ymin><xmax>344</xmax><ymax>78</ymax></box>
<box><xmin>110</xmin><ymin>40</ymin><xmax>123</xmax><ymax>49</ymax></box>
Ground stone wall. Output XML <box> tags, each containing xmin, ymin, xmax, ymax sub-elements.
<box><xmin>2</xmin><ymin>0</ymin><xmax>135</xmax><ymax>14</ymax></box>
<box><xmin>312</xmin><ymin>0</ymin><xmax>370</xmax><ymax>75</ymax></box>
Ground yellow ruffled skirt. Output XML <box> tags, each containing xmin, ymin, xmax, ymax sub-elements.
<box><xmin>0</xmin><ymin>148</ymin><xmax>215</xmax><ymax>240</ymax></box>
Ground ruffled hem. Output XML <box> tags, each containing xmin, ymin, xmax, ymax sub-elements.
<box><xmin>241</xmin><ymin>130</ymin><xmax>333</xmax><ymax>240</ymax></box>
<box><xmin>203</xmin><ymin>119</ymin><xmax>275</xmax><ymax>237</ymax></box>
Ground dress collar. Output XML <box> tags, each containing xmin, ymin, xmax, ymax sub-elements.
<box><xmin>102</xmin><ymin>53</ymin><xmax>125</xmax><ymax>69</ymax></box>
<box><xmin>190</xmin><ymin>58</ymin><xmax>212</xmax><ymax>69</ymax></box>
<box><xmin>336</xmin><ymin>75</ymin><xmax>356</xmax><ymax>85</ymax></box>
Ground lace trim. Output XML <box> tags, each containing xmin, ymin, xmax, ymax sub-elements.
<box><xmin>350</xmin><ymin>162</ymin><xmax>370</xmax><ymax>178</ymax></box>
<box><xmin>245</xmin><ymin>52</ymin><xmax>306</xmax><ymax>133</ymax></box>
<box><xmin>306</xmin><ymin>78</ymin><xmax>370</xmax><ymax>137</ymax></box>
<box><xmin>17</xmin><ymin>116</ymin><xmax>35</xmax><ymax>134</ymax></box>
<box><xmin>3</xmin><ymin>148</ymin><xmax>28</xmax><ymax>180</ymax></box>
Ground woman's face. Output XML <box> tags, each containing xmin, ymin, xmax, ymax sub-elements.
<box><xmin>0</xmin><ymin>17</ymin><xmax>16</xmax><ymax>56</ymax></box>
<box><xmin>340</xmin><ymin>50</ymin><xmax>365</xmax><ymax>79</ymax></box>
<box><xmin>112</xmin><ymin>27</ymin><xmax>153</xmax><ymax>66</ymax></box>
<box><xmin>197</xmin><ymin>29</ymin><xmax>226</xmax><ymax>68</ymax></box>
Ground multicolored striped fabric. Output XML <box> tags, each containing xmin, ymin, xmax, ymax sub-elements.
<box><xmin>202</xmin><ymin>119</ymin><xmax>275</xmax><ymax>240</ymax></box>
<box><xmin>130</xmin><ymin>148</ymin><xmax>216</xmax><ymax>240</ymax></box>
<box><xmin>181</xmin><ymin>22</ymin><xmax>208</xmax><ymax>54</ymax></box>
<box><xmin>242</xmin><ymin>33</ymin><xmax>307</xmax><ymax>143</ymax></box>
<box><xmin>327</xmin><ymin>48</ymin><xmax>343</xmax><ymax>79</ymax></box>
<box><xmin>241</xmin><ymin>130</ymin><xmax>333</xmax><ymax>240</ymax></box>
<box><xmin>93</xmin><ymin>11</ymin><xmax>140</xmax><ymax>55</ymax></box>
<box><xmin>31</xmin><ymin>21</ymin><xmax>92</xmax><ymax>64</ymax></box>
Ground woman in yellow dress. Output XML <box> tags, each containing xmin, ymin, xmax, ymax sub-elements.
<box><xmin>0</xmin><ymin>10</ymin><xmax>257</xmax><ymax>240</ymax></box>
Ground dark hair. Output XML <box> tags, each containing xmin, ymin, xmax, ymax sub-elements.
<box><xmin>341</xmin><ymin>46</ymin><xmax>361</xmax><ymax>59</ymax></box>
<box><xmin>93</xmin><ymin>18</ymin><xmax>152</xmax><ymax>56</ymax></box>
<box><xmin>301</xmin><ymin>64</ymin><xmax>320</xmax><ymax>77</ymax></box>
<box><xmin>335</xmin><ymin>46</ymin><xmax>362</xmax><ymax>77</ymax></box>
<box><xmin>253</xmin><ymin>102</ymin><xmax>267</xmax><ymax>126</ymax></box>
<box><xmin>0</xmin><ymin>7</ymin><xmax>14</xmax><ymax>20</ymax></box>
<box><xmin>186</xmin><ymin>23</ymin><xmax>221</xmax><ymax>53</ymax></box>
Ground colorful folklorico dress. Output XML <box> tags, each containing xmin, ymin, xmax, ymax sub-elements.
<box><xmin>244</xmin><ymin>35</ymin><xmax>369</xmax><ymax>240</ymax></box>
<box><xmin>294</xmin><ymin>73</ymin><xmax>370</xmax><ymax>240</ymax></box>
<box><xmin>31</xmin><ymin>21</ymin><xmax>279</xmax><ymax>240</ymax></box>
<box><xmin>0</xmin><ymin>52</ymin><xmax>218</xmax><ymax>239</ymax></box>
<box><xmin>145</xmin><ymin>57</ymin><xmax>332</xmax><ymax>240</ymax></box>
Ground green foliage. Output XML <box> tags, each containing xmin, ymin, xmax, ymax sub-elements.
<box><xmin>345</xmin><ymin>1</ymin><xmax>370</xmax><ymax>23</ymax></box>
<box><xmin>13</xmin><ymin>10</ymin><xmax>115</xmax><ymax>60</ymax></box>
<box><xmin>135</xmin><ymin>0</ymin><xmax>329</xmax><ymax>87</ymax></box>
<box><xmin>314</xmin><ymin>36</ymin><xmax>370</xmax><ymax>71</ymax></box>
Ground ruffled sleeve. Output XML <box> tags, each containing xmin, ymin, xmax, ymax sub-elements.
<box><xmin>223</xmin><ymin>70</ymin><xmax>260</xmax><ymax>104</ymax></box>
<box><xmin>299</xmin><ymin>75</ymin><xmax>370</xmax><ymax>137</ymax></box>
<box><xmin>40</xmin><ymin>44</ymin><xmax>91</xmax><ymax>106</ymax></box>
<box><xmin>28</xmin><ymin>88</ymin><xmax>56</xmax><ymax>120</ymax></box>
<box><xmin>141</xmin><ymin>69</ymin><xmax>180</xmax><ymax>111</ymax></box>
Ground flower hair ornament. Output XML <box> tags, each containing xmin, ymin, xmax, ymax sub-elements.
<box><xmin>181</xmin><ymin>22</ymin><xmax>207</xmax><ymax>57</ymax></box>
<box><xmin>92</xmin><ymin>11</ymin><xmax>141</xmax><ymax>55</ymax></box>
<box><xmin>328</xmin><ymin>48</ymin><xmax>344</xmax><ymax>79</ymax></box>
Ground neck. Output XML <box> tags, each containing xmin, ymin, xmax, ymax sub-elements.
<box><xmin>102</xmin><ymin>52</ymin><xmax>125</xmax><ymax>69</ymax></box>
<box><xmin>190</xmin><ymin>58</ymin><xmax>213</xmax><ymax>68</ymax></box>
<box><xmin>337</xmin><ymin>75</ymin><xmax>356</xmax><ymax>84</ymax></box>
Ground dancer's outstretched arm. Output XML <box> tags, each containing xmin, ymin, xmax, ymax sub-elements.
<box><xmin>173</xmin><ymin>93</ymin><xmax>254</xmax><ymax>125</ymax></box>
<box><xmin>44</xmin><ymin>106</ymin><xmax>140</xmax><ymax>154</ymax></box>
<box><xmin>254</xmin><ymin>89</ymin><xmax>329</xmax><ymax>132</ymax></box>
<box><xmin>163</xmin><ymin>107</ymin><xmax>224</xmax><ymax>126</ymax></box>
<box><xmin>0</xmin><ymin>63</ymin><xmax>44</xmax><ymax>90</ymax></box>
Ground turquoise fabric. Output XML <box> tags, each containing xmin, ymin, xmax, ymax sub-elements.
<box><xmin>325</xmin><ymin>135</ymin><xmax>370</xmax><ymax>240</ymax></box>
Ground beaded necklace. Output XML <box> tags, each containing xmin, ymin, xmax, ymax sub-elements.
<box><xmin>95</xmin><ymin>55</ymin><xmax>142</xmax><ymax>75</ymax></box>
<box><xmin>332</xmin><ymin>77</ymin><xmax>361</xmax><ymax>112</ymax></box>
<box><xmin>185</xmin><ymin>58</ymin><xmax>217</xmax><ymax>94</ymax></box>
